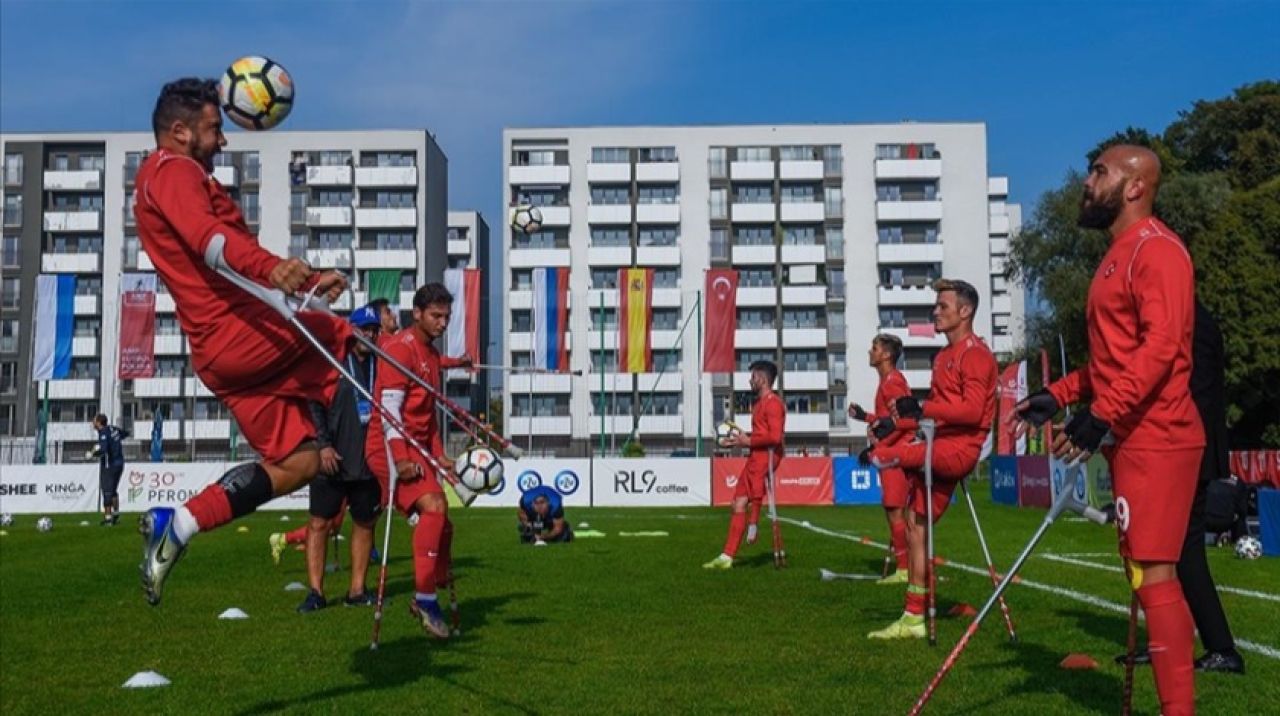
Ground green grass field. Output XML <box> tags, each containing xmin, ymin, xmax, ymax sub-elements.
<box><xmin>2</xmin><ymin>495</ymin><xmax>1277</xmax><ymax>715</ymax></box>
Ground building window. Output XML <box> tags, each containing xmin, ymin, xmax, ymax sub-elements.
<box><xmin>826</xmin><ymin>228</ymin><xmax>844</xmax><ymax>260</ymax></box>
<box><xmin>2</xmin><ymin>278</ymin><xmax>20</xmax><ymax>308</ymax></box>
<box><xmin>512</xmin><ymin>394</ymin><xmax>569</xmax><ymax>417</ymax></box>
<box><xmin>638</xmin><ymin>147</ymin><xmax>676</xmax><ymax>163</ymax></box>
<box><xmin>822</xmin><ymin>146</ymin><xmax>842</xmax><ymax>176</ymax></box>
<box><xmin>637</xmin><ymin>184</ymin><xmax>677</xmax><ymax>204</ymax></box>
<box><xmin>360</xmin><ymin>151</ymin><xmax>415</xmax><ymax>167</ymax></box>
<box><xmin>737</xmin><ymin>308</ymin><xmax>775</xmax><ymax>329</ymax></box>
<box><xmin>315</xmin><ymin>151</ymin><xmax>353</xmax><ymax>166</ymax></box>
<box><xmin>589</xmin><ymin>350</ymin><xmax>618</xmax><ymax>372</ymax></box>
<box><xmin>779</xmin><ymin>146</ymin><xmax>817</xmax><ymax>161</ymax></box>
<box><xmin>3</xmin><ymin>153</ymin><xmax>23</xmax><ymax>185</ymax></box>
<box><xmin>590</xmin><ymin>268</ymin><xmax>619</xmax><ymax>289</ymax></box>
<box><xmin>511</xmin><ymin>270</ymin><xmax>532</xmax><ymax>290</ymax></box>
<box><xmin>733</xmin><ymin>184</ymin><xmax>772</xmax><ymax>204</ymax></box>
<box><xmin>653</xmin><ymin>268</ymin><xmax>679</xmax><ymax>288</ymax></box>
<box><xmin>780</xmin><ymin>184</ymin><xmax>817</xmax><ymax>203</ymax></box>
<box><xmin>315</xmin><ymin>231</ymin><xmax>353</xmax><ymax>250</ymax></box>
<box><xmin>824</xmin><ymin>186</ymin><xmax>843</xmax><ymax>218</ymax></box>
<box><xmin>243</xmin><ymin>152</ymin><xmax>261</xmax><ymax>182</ymax></box>
<box><xmin>68</xmin><ymin>357</ymin><xmax>100</xmax><ymax>379</ymax></box>
<box><xmin>313</xmin><ymin>189</ymin><xmax>352</xmax><ymax>207</ymax></box>
<box><xmin>637</xmin><ymin>226</ymin><xmax>677</xmax><ymax>246</ymax></box>
<box><xmin>51</xmin><ymin>154</ymin><xmax>69</xmax><ymax>171</ymax></box>
<box><xmin>652</xmin><ymin>308</ymin><xmax>680</xmax><ymax>330</ymax></box>
<box><xmin>78</xmin><ymin>154</ymin><xmax>106</xmax><ymax>171</ymax></box>
<box><xmin>782</xmin><ymin>308</ymin><xmax>821</xmax><ymax>329</ymax></box>
<box><xmin>289</xmin><ymin>233</ymin><xmax>308</xmax><ymax>259</ymax></box>
<box><xmin>512</xmin><ymin>229</ymin><xmax>565</xmax><ymax>250</ymax></box>
<box><xmin>709</xmin><ymin>188</ymin><xmax>727</xmax><ymax>220</ymax></box>
<box><xmin>212</xmin><ymin>153</ymin><xmax>234</xmax><ymax>168</ymax></box>
<box><xmin>708</xmin><ymin>147</ymin><xmax>728</xmax><ymax>179</ymax></box>
<box><xmin>51</xmin><ymin>235</ymin><xmax>103</xmax><ymax>254</ymax></box>
<box><xmin>738</xmin><ymin>269</ymin><xmax>775</xmax><ymax>288</ymax></box>
<box><xmin>735</xmin><ymin>147</ymin><xmax>770</xmax><ymax>162</ymax></box>
<box><xmin>51</xmin><ymin>193</ymin><xmax>103</xmax><ymax>211</ymax></box>
<box><xmin>591</xmin><ymin>228</ymin><xmax>629</xmax><ymax>247</ymax></box>
<box><xmin>74</xmin><ymin>277</ymin><xmax>102</xmax><ymax>296</ymax></box>
<box><xmin>124</xmin><ymin>152</ymin><xmax>144</xmax><ymax>183</ymax></box>
<box><xmin>290</xmin><ymin>191</ymin><xmax>307</xmax><ymax>222</ymax></box>
<box><xmin>783</xmin><ymin>350</ymin><xmax>826</xmax><ymax>372</ymax></box>
<box><xmin>734</xmin><ymin>226</ymin><xmax>772</xmax><ymax>246</ymax></box>
<box><xmin>590</xmin><ymin>185</ymin><xmax>629</xmax><ymax>205</ymax></box>
<box><xmin>512</xmin><ymin>149</ymin><xmax>558</xmax><ymax>167</ymax></box>
<box><xmin>591</xmin><ymin>147</ymin><xmax>629</xmax><ymax>164</ymax></box>
<box><xmin>365</xmin><ymin>230</ymin><xmax>414</xmax><ymax>250</ymax></box>
<box><xmin>241</xmin><ymin>191</ymin><xmax>259</xmax><ymax>223</ymax></box>
<box><xmin>591</xmin><ymin>309</ymin><xmax>618</xmax><ymax>331</ymax></box>
<box><xmin>363</xmin><ymin>190</ymin><xmax>415</xmax><ymax>208</ymax></box>
<box><xmin>3</xmin><ymin>195</ymin><xmax>20</xmax><ymax>227</ymax></box>
<box><xmin>736</xmin><ymin>350</ymin><xmax>774</xmax><ymax>371</ymax></box>
<box><xmin>1</xmin><ymin>319</ymin><xmax>18</xmax><ymax>353</ymax></box>
<box><xmin>875</xmin><ymin>143</ymin><xmax>939</xmax><ymax>160</ymax></box>
<box><xmin>0</xmin><ymin>362</ymin><xmax>17</xmax><ymax>394</ymax></box>
<box><xmin>782</xmin><ymin>226</ymin><xmax>817</xmax><ymax>245</ymax></box>
<box><xmin>516</xmin><ymin>187</ymin><xmax>567</xmax><ymax>207</ymax></box>
<box><xmin>1</xmin><ymin>235</ymin><xmax>18</xmax><ymax>267</ymax></box>
<box><xmin>0</xmin><ymin>404</ymin><xmax>14</xmax><ymax>436</ymax></box>
<box><xmin>511</xmin><ymin>311</ymin><xmax>532</xmax><ymax>332</ymax></box>
<box><xmin>710</xmin><ymin>229</ymin><xmax>729</xmax><ymax>261</ymax></box>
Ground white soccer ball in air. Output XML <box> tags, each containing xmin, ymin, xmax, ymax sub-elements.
<box><xmin>716</xmin><ymin>421</ymin><xmax>741</xmax><ymax>447</ymax></box>
<box><xmin>0</xmin><ymin>513</ymin><xmax>13</xmax><ymax>527</ymax></box>
<box><xmin>454</xmin><ymin>445</ymin><xmax>504</xmax><ymax>493</ymax></box>
<box><xmin>36</xmin><ymin>516</ymin><xmax>53</xmax><ymax>532</ymax></box>
<box><xmin>1234</xmin><ymin>535</ymin><xmax>1263</xmax><ymax>560</ymax></box>
<box><xmin>510</xmin><ymin>205</ymin><xmax>543</xmax><ymax>235</ymax></box>
<box><xmin>219</xmin><ymin>55</ymin><xmax>295</xmax><ymax>130</ymax></box>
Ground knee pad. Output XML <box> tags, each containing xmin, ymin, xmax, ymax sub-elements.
<box><xmin>217</xmin><ymin>463</ymin><xmax>274</xmax><ymax>519</ymax></box>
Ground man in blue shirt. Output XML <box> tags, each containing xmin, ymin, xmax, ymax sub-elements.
<box><xmin>518</xmin><ymin>485</ymin><xmax>573</xmax><ymax>544</ymax></box>
<box><xmin>91</xmin><ymin>414</ymin><xmax>129</xmax><ymax>525</ymax></box>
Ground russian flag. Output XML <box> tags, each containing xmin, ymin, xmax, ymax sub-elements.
<box><xmin>443</xmin><ymin>267</ymin><xmax>482</xmax><ymax>373</ymax></box>
<box><xmin>531</xmin><ymin>267</ymin><xmax>569</xmax><ymax>371</ymax></box>
<box><xmin>33</xmin><ymin>274</ymin><xmax>76</xmax><ymax>381</ymax></box>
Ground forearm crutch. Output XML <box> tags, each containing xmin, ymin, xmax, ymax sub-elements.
<box><xmin>908</xmin><ymin>464</ymin><xmax>1110</xmax><ymax>715</ymax></box>
<box><xmin>960</xmin><ymin>480</ymin><xmax>1017</xmax><ymax>642</ymax></box>
<box><xmin>921</xmin><ymin>418</ymin><xmax>938</xmax><ymax>646</ymax></box>
<box><xmin>370</xmin><ymin>436</ymin><xmax>400</xmax><ymax>650</ymax></box>
<box><xmin>767</xmin><ymin>453</ymin><xmax>786</xmax><ymax>569</ymax></box>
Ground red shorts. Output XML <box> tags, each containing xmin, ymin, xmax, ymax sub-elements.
<box><xmin>196</xmin><ymin>312</ymin><xmax>351</xmax><ymax>464</ymax></box>
<box><xmin>908</xmin><ymin>470</ymin><xmax>960</xmax><ymax>523</ymax></box>
<box><xmin>1108</xmin><ymin>446</ymin><xmax>1200</xmax><ymax>562</ymax></box>
<box><xmin>873</xmin><ymin>436</ymin><xmax>980</xmax><ymax>482</ymax></box>
<box><xmin>367</xmin><ymin>442</ymin><xmax>445</xmax><ymax>516</ymax></box>
<box><xmin>880</xmin><ymin>467</ymin><xmax>910</xmax><ymax>509</ymax></box>
<box><xmin>733</xmin><ymin>467</ymin><xmax>767</xmax><ymax>501</ymax></box>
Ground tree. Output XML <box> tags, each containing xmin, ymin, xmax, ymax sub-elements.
<box><xmin>1164</xmin><ymin>81</ymin><xmax>1280</xmax><ymax>189</ymax></box>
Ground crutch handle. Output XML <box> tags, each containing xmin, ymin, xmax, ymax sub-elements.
<box><xmin>204</xmin><ymin>234</ymin><xmax>333</xmax><ymax>318</ymax></box>
<box><xmin>919</xmin><ymin>418</ymin><xmax>936</xmax><ymax>441</ymax></box>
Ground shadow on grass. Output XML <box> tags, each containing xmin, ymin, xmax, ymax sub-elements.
<box><xmin>237</xmin><ymin>591</ymin><xmax>541</xmax><ymax>716</ymax></box>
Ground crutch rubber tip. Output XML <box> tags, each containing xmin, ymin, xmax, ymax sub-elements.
<box><xmin>505</xmin><ymin>445</ymin><xmax>525</xmax><ymax>459</ymax></box>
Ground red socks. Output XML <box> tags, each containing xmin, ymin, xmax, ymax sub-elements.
<box><xmin>184</xmin><ymin>485</ymin><xmax>233</xmax><ymax>532</ymax></box>
<box><xmin>723</xmin><ymin>512</ymin><xmax>747</xmax><ymax>558</ymax></box>
<box><xmin>434</xmin><ymin>519</ymin><xmax>454</xmax><ymax>586</ymax></box>
<box><xmin>904</xmin><ymin>584</ymin><xmax>927</xmax><ymax>616</ymax></box>
<box><xmin>890</xmin><ymin>519</ymin><xmax>909</xmax><ymax>570</ymax></box>
<box><xmin>285</xmin><ymin>525</ymin><xmax>308</xmax><ymax>545</ymax></box>
<box><xmin>747</xmin><ymin>500</ymin><xmax>762</xmax><ymax>526</ymax></box>
<box><xmin>1138</xmin><ymin>579</ymin><xmax>1195</xmax><ymax>716</ymax></box>
<box><xmin>412</xmin><ymin>511</ymin><xmax>446</xmax><ymax>594</ymax></box>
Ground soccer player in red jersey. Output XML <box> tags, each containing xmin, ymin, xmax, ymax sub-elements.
<box><xmin>364</xmin><ymin>283</ymin><xmax>462</xmax><ymax>639</ymax></box>
<box><xmin>134</xmin><ymin>79</ymin><xmax>351</xmax><ymax>606</ymax></box>
<box><xmin>704</xmin><ymin>360</ymin><xmax>785</xmax><ymax>569</ymax></box>
<box><xmin>1016</xmin><ymin>145</ymin><xmax>1201</xmax><ymax>715</ymax></box>
<box><xmin>866</xmin><ymin>279</ymin><xmax>997</xmax><ymax>639</ymax></box>
<box><xmin>848</xmin><ymin>333</ymin><xmax>913</xmax><ymax>583</ymax></box>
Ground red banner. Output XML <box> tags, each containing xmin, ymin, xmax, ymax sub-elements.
<box><xmin>118</xmin><ymin>273</ymin><xmax>156</xmax><ymax>379</ymax></box>
<box><xmin>703</xmin><ymin>269</ymin><xmax>738</xmax><ymax>373</ymax></box>
<box><xmin>1016</xmin><ymin>455</ymin><xmax>1051</xmax><ymax>508</ymax></box>
<box><xmin>618</xmin><ymin>268</ymin><xmax>653</xmax><ymax>373</ymax></box>
<box><xmin>712</xmin><ymin>456</ymin><xmax>833</xmax><ymax>506</ymax></box>
<box><xmin>1040</xmin><ymin>349</ymin><xmax>1052</xmax><ymax>451</ymax></box>
<box><xmin>996</xmin><ymin>361</ymin><xmax>1026</xmax><ymax>455</ymax></box>
<box><xmin>464</xmin><ymin>268</ymin><xmax>481</xmax><ymax>363</ymax></box>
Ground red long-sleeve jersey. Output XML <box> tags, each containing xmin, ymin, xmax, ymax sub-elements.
<box><xmin>742</xmin><ymin>391</ymin><xmax>786</xmax><ymax>483</ymax></box>
<box><xmin>134</xmin><ymin>150</ymin><xmax>316</xmax><ymax>373</ymax></box>
<box><xmin>920</xmin><ymin>334</ymin><xmax>997</xmax><ymax>452</ymax></box>
<box><xmin>364</xmin><ymin>330</ymin><xmax>444</xmax><ymax>465</ymax></box>
<box><xmin>1047</xmin><ymin>217</ymin><xmax>1203</xmax><ymax>450</ymax></box>
<box><xmin>865</xmin><ymin>368</ymin><xmax>912</xmax><ymax>446</ymax></box>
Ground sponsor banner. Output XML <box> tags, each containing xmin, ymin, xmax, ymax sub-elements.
<box><xmin>712</xmin><ymin>457</ymin><xmax>833</xmax><ymax>506</ymax></box>
<box><xmin>832</xmin><ymin>457</ymin><xmax>881</xmax><ymax>505</ymax></box>
<box><xmin>702</xmin><ymin>269</ymin><xmax>738</xmax><ymax>372</ymax></box>
<box><xmin>990</xmin><ymin>456</ymin><xmax>1019</xmax><ymax>506</ymax></box>
<box><xmin>0</xmin><ymin>464</ymin><xmax>98</xmax><ymax>514</ymax></box>
<box><xmin>118</xmin><ymin>273</ymin><xmax>157</xmax><ymax>379</ymax></box>
<box><xmin>1259</xmin><ymin>488</ymin><xmax>1279</xmax><ymax>557</ymax></box>
<box><xmin>996</xmin><ymin>361</ymin><xmax>1027</xmax><ymax>455</ymax></box>
<box><xmin>1086</xmin><ymin>454</ymin><xmax>1113</xmax><ymax>509</ymax></box>
<box><xmin>592</xmin><ymin>458</ymin><xmax>711</xmax><ymax>507</ymax></box>
<box><xmin>1016</xmin><ymin>456</ymin><xmax>1051</xmax><ymax>508</ymax></box>
<box><xmin>1050</xmin><ymin>456</ymin><xmax>1089</xmax><ymax>507</ymax></box>
<box><xmin>118</xmin><ymin>463</ymin><xmax>308</xmax><ymax>513</ymax></box>
<box><xmin>468</xmin><ymin>459</ymin><xmax>592</xmax><ymax>509</ymax></box>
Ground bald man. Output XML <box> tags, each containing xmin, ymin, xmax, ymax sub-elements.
<box><xmin>1016</xmin><ymin>145</ymin><xmax>1202</xmax><ymax>716</ymax></box>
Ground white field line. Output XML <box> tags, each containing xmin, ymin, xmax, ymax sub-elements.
<box><xmin>783</xmin><ymin>516</ymin><xmax>1280</xmax><ymax>661</ymax></box>
<box><xmin>1041</xmin><ymin>553</ymin><xmax>1280</xmax><ymax>604</ymax></box>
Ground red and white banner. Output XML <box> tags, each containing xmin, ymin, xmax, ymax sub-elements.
<box><xmin>118</xmin><ymin>273</ymin><xmax>156</xmax><ymax>379</ymax></box>
<box><xmin>996</xmin><ymin>361</ymin><xmax>1027</xmax><ymax>455</ymax></box>
<box><xmin>712</xmin><ymin>456</ymin><xmax>833</xmax><ymax>506</ymax></box>
<box><xmin>443</xmin><ymin>268</ymin><xmax>481</xmax><ymax>373</ymax></box>
<box><xmin>703</xmin><ymin>269</ymin><xmax>738</xmax><ymax>373</ymax></box>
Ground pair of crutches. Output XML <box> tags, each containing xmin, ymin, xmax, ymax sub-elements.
<box><xmin>767</xmin><ymin>451</ymin><xmax>786</xmax><ymax>569</ymax></box>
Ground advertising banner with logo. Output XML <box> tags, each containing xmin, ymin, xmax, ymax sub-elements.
<box><xmin>1016</xmin><ymin>456</ymin><xmax>1051</xmax><ymax>508</ymax></box>
<box><xmin>592</xmin><ymin>458</ymin><xmax>711</xmax><ymax>507</ymax></box>
<box><xmin>0</xmin><ymin>464</ymin><xmax>98</xmax><ymax>514</ymax></box>
<box><xmin>990</xmin><ymin>456</ymin><xmax>1019</xmax><ymax>506</ymax></box>
<box><xmin>118</xmin><ymin>272</ymin><xmax>157</xmax><ymax>379</ymax></box>
<box><xmin>470</xmin><ymin>459</ymin><xmax>591</xmax><ymax>508</ymax></box>
<box><xmin>1050</xmin><ymin>456</ymin><xmax>1089</xmax><ymax>508</ymax></box>
<box><xmin>1086</xmin><ymin>454</ymin><xmax>1113</xmax><ymax>509</ymax></box>
<box><xmin>832</xmin><ymin>457</ymin><xmax>881</xmax><ymax>505</ymax></box>
<box><xmin>117</xmin><ymin>463</ymin><xmax>309</xmax><ymax>513</ymax></box>
<box><xmin>712</xmin><ymin>457</ymin><xmax>833</xmax><ymax>506</ymax></box>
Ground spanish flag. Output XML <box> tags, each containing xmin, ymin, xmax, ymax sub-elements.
<box><xmin>618</xmin><ymin>267</ymin><xmax>654</xmax><ymax>373</ymax></box>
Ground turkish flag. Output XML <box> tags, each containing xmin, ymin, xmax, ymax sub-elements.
<box><xmin>703</xmin><ymin>269</ymin><xmax>738</xmax><ymax>373</ymax></box>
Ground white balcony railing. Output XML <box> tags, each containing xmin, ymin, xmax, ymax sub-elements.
<box><xmin>507</xmin><ymin>373</ymin><xmax>574</xmax><ymax>393</ymax></box>
<box><xmin>876</xmin><ymin>200</ymin><xmax>944</xmax><ymax>222</ymax></box>
<box><xmin>988</xmin><ymin>176</ymin><xmax>1009</xmax><ymax>196</ymax></box>
<box><xmin>780</xmin><ymin>244</ymin><xmax>825</xmax><ymax>264</ymax></box>
<box><xmin>635</xmin><ymin>204</ymin><xmax>679</xmax><ymax>224</ymax></box>
<box><xmin>355</xmin><ymin>166</ymin><xmax>417</xmax><ymax>186</ymax></box>
<box><xmin>537</xmin><ymin>205</ymin><xmax>572</xmax><ymax>227</ymax></box>
<box><xmin>735</xmin><ymin>328</ymin><xmax>777</xmax><ymax>349</ymax></box>
<box><xmin>730</xmin><ymin>161</ymin><xmax>774</xmax><ymax>180</ymax></box>
<box><xmin>731</xmin><ymin>203</ymin><xmax>776</xmax><ymax>223</ymax></box>
<box><xmin>508</xmin><ymin>248</ymin><xmax>571</xmax><ymax>268</ymax></box>
<box><xmin>305</xmin><ymin>206</ymin><xmax>353</xmax><ymax>227</ymax></box>
<box><xmin>736</xmin><ymin>286</ymin><xmax>777</xmax><ymax>306</ymax></box>
<box><xmin>305</xmin><ymin>165</ymin><xmax>353</xmax><ymax>185</ymax></box>
<box><xmin>732</xmin><ymin>245</ymin><xmax>776</xmax><ymax>265</ymax></box>
<box><xmin>510</xmin><ymin>165</ymin><xmax>570</xmax><ymax>185</ymax></box>
<box><xmin>875</xmin><ymin>159</ymin><xmax>943</xmax><ymax>180</ymax></box>
<box><xmin>448</xmin><ymin>238</ymin><xmax>471</xmax><ymax>256</ymax></box>
<box><xmin>587</xmin><ymin>246</ymin><xmax>631</xmax><ymax>266</ymax></box>
<box><xmin>132</xmin><ymin>377</ymin><xmax>182</xmax><ymax>398</ymax></box>
<box><xmin>305</xmin><ymin>248</ymin><xmax>353</xmax><ymax>269</ymax></box>
<box><xmin>71</xmin><ymin>336</ymin><xmax>97</xmax><ymax>357</ymax></box>
<box><xmin>41</xmin><ymin>253</ymin><xmax>100</xmax><ymax>273</ymax></box>
<box><xmin>778</xmin><ymin>160</ymin><xmax>824</xmax><ymax>180</ymax></box>
<box><xmin>153</xmin><ymin>334</ymin><xmax>186</xmax><ymax>355</ymax></box>
<box><xmin>780</xmin><ymin>285</ymin><xmax>827</xmax><ymax>305</ymax></box>
<box><xmin>184</xmin><ymin>419</ymin><xmax>232</xmax><ymax>440</ymax></box>
<box><xmin>586</xmin><ymin>163</ymin><xmax>630</xmax><ymax>183</ymax></box>
<box><xmin>43</xmin><ymin>210</ymin><xmax>101</xmax><ymax>232</ymax></box>
<box><xmin>636</xmin><ymin>246</ymin><xmax>680</xmax><ymax>266</ymax></box>
<box><xmin>652</xmin><ymin>288</ymin><xmax>681</xmax><ymax>308</ymax></box>
<box><xmin>635</xmin><ymin>162</ymin><xmax>679</xmax><ymax>182</ymax></box>
<box><xmin>781</xmin><ymin>328</ymin><xmax>827</xmax><ymax>348</ymax></box>
<box><xmin>904</xmin><ymin>369</ymin><xmax>933</xmax><ymax>390</ymax></box>
<box><xmin>779</xmin><ymin>202</ymin><xmax>825</xmax><ymax>223</ymax></box>
<box><xmin>43</xmin><ymin>170</ymin><xmax>102</xmax><ymax>191</ymax></box>
<box><xmin>877</xmin><ymin>243</ymin><xmax>945</xmax><ymax>264</ymax></box>
<box><xmin>787</xmin><ymin>413</ymin><xmax>831</xmax><ymax>433</ymax></box>
<box><xmin>353</xmin><ymin>249</ymin><xmax>416</xmax><ymax>270</ymax></box>
<box><xmin>507</xmin><ymin>416</ymin><xmax>572</xmax><ymax>435</ymax></box>
<box><xmin>73</xmin><ymin>295</ymin><xmax>99</xmax><ymax>315</ymax></box>
<box><xmin>783</xmin><ymin>371</ymin><xmax>828</xmax><ymax>391</ymax></box>
<box><xmin>990</xmin><ymin>214</ymin><xmax>1011</xmax><ymax>235</ymax></box>
<box><xmin>47</xmin><ymin>379</ymin><xmax>97</xmax><ymax>400</ymax></box>
<box><xmin>587</xmin><ymin>204</ymin><xmax>632</xmax><ymax>225</ymax></box>
<box><xmin>355</xmin><ymin>207</ymin><xmax>417</xmax><ymax>228</ymax></box>
<box><xmin>212</xmin><ymin>166</ymin><xmax>238</xmax><ymax>187</ymax></box>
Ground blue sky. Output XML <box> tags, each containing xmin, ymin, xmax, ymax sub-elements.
<box><xmin>3</xmin><ymin>0</ymin><xmax>1276</xmax><ymax>351</ymax></box>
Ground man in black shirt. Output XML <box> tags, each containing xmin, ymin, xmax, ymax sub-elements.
<box><xmin>91</xmin><ymin>414</ymin><xmax>129</xmax><ymax>526</ymax></box>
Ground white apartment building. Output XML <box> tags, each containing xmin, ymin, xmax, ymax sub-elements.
<box><xmin>502</xmin><ymin>123</ymin><xmax>1023</xmax><ymax>456</ymax></box>
<box><xmin>1</xmin><ymin>130</ymin><xmax>448</xmax><ymax>459</ymax></box>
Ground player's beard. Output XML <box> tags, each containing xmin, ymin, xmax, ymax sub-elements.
<box><xmin>1077</xmin><ymin>181</ymin><xmax>1125</xmax><ymax>230</ymax></box>
<box><xmin>188</xmin><ymin>136</ymin><xmax>216</xmax><ymax>173</ymax></box>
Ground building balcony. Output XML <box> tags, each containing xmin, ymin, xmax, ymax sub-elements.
<box><xmin>73</xmin><ymin>295</ymin><xmax>99</xmax><ymax>315</ymax></box>
<box><xmin>43</xmin><ymin>210</ymin><xmax>101</xmax><ymax>232</ymax></box>
<box><xmin>587</xmin><ymin>246</ymin><xmax>630</xmax><ymax>266</ymax></box>
<box><xmin>652</xmin><ymin>288</ymin><xmax>681</xmax><ymax>307</ymax></box>
<box><xmin>507</xmin><ymin>416</ymin><xmax>572</xmax><ymax>435</ymax></box>
<box><xmin>46</xmin><ymin>422</ymin><xmax>93</xmax><ymax>443</ymax></box>
<box><xmin>508</xmin><ymin>332</ymin><xmax>572</xmax><ymax>352</ymax></box>
<box><xmin>41</xmin><ymin>252</ymin><xmax>100</xmax><ymax>273</ymax></box>
<box><xmin>989</xmin><ymin>200</ymin><xmax>1008</xmax><ymax>217</ymax></box>
<box><xmin>781</xmin><ymin>327</ymin><xmax>827</xmax><ymax>348</ymax></box>
<box><xmin>154</xmin><ymin>334</ymin><xmax>186</xmax><ymax>355</ymax></box>
<box><xmin>47</xmin><ymin>379</ymin><xmax>97</xmax><ymax>400</ymax></box>
<box><xmin>904</xmin><ymin>369</ymin><xmax>933</xmax><ymax>390</ymax></box>
<box><xmin>735</xmin><ymin>328</ymin><xmax>778</xmax><ymax>349</ymax></box>
<box><xmin>788</xmin><ymin>413</ymin><xmax>832</xmax><ymax>433</ymax></box>
<box><xmin>586</xmin><ymin>414</ymin><xmax>637</xmax><ymax>435</ymax></box>
<box><xmin>507</xmin><ymin>373</ymin><xmax>573</xmax><ymax>393</ymax></box>
<box><xmin>878</xmin><ymin>285</ymin><xmax>936</xmax><ymax>306</ymax></box>
<box><xmin>448</xmin><ymin>237</ymin><xmax>471</xmax><ymax>256</ymax></box>
<box><xmin>43</xmin><ymin>170</ymin><xmax>102</xmax><ymax>191</ymax></box>
<box><xmin>732</xmin><ymin>203</ymin><xmax>776</xmax><ymax>223</ymax></box>
<box><xmin>989</xmin><ymin>237</ymin><xmax>1009</xmax><ymax>255</ymax></box>
<box><xmin>732</xmin><ymin>245</ymin><xmax>776</xmax><ymax>265</ymax></box>
<box><xmin>651</xmin><ymin>330</ymin><xmax>681</xmax><ymax>350</ymax></box>
<box><xmin>510</xmin><ymin>164</ymin><xmax>570</xmax><ymax>185</ymax></box>
<box><xmin>352</xmin><ymin>248</ymin><xmax>416</xmax><ymax>270</ymax></box>
<box><xmin>780</xmin><ymin>244</ymin><xmax>824</xmax><ymax>264</ymax></box>
<box><xmin>587</xmin><ymin>163</ymin><xmax>630</xmax><ymax>183</ymax></box>
<box><xmin>585</xmin><ymin>289</ymin><xmax>616</xmax><ymax>311</ymax></box>
<box><xmin>637</xmin><ymin>372</ymin><xmax>681</xmax><ymax>392</ymax></box>
<box><xmin>355</xmin><ymin>207</ymin><xmax>417</xmax><ymax>228</ymax></box>
<box><xmin>730</xmin><ymin>161</ymin><xmax>774</xmax><ymax>180</ymax></box>
<box><xmin>589</xmin><ymin>373</ymin><xmax>634</xmax><ymax>391</ymax></box>
<box><xmin>635</xmin><ymin>162</ymin><xmax>679</xmax><ymax>182</ymax></box>
<box><xmin>875</xmin><ymin>158</ymin><xmax>943</xmax><ymax>180</ymax></box>
<box><xmin>991</xmin><ymin>294</ymin><xmax>1013</xmax><ymax>314</ymax></box>
<box><xmin>783</xmin><ymin>370</ymin><xmax>828</xmax><ymax>391</ymax></box>
<box><xmin>736</xmin><ymin>286</ymin><xmax>777</xmax><ymax>306</ymax></box>
<box><xmin>780</xmin><ymin>285</ymin><xmax>827</xmax><ymax>305</ymax></box>
<box><xmin>156</xmin><ymin>292</ymin><xmax>175</xmax><ymax>313</ymax></box>
<box><xmin>993</xmin><ymin>335</ymin><xmax>1014</xmax><ymax>354</ymax></box>
<box><xmin>399</xmin><ymin>290</ymin><xmax>417</xmax><ymax>308</ymax></box>
<box><xmin>990</xmin><ymin>214</ymin><xmax>1011</xmax><ymax>235</ymax></box>
<box><xmin>329</xmin><ymin>292</ymin><xmax>353</xmax><ymax>310</ymax></box>
<box><xmin>881</xmin><ymin>326</ymin><xmax>946</xmax><ymax>348</ymax></box>
<box><xmin>355</xmin><ymin>166</ymin><xmax>417</xmax><ymax>186</ymax></box>
<box><xmin>635</xmin><ymin>203</ymin><xmax>680</xmax><ymax>224</ymax></box>
<box><xmin>991</xmin><ymin>255</ymin><xmax>1007</xmax><ymax>275</ymax></box>
<box><xmin>132</xmin><ymin>377</ymin><xmax>182</xmax><ymax>398</ymax></box>
<box><xmin>305</xmin><ymin>206</ymin><xmax>353</xmax><ymax>227</ymax></box>
<box><xmin>636</xmin><ymin>246</ymin><xmax>680</xmax><ymax>266</ymax></box>
<box><xmin>184</xmin><ymin>419</ymin><xmax>231</xmax><ymax>440</ymax></box>
<box><xmin>305</xmin><ymin>248</ymin><xmax>353</xmax><ymax>270</ymax></box>
<box><xmin>988</xmin><ymin>176</ymin><xmax>1009</xmax><ymax>196</ymax></box>
<box><xmin>779</xmin><ymin>160</ymin><xmax>823</xmax><ymax>180</ymax></box>
<box><xmin>212</xmin><ymin>166</ymin><xmax>237</xmax><ymax>187</ymax></box>
<box><xmin>138</xmin><ymin>250</ymin><xmax>154</xmax><ymax>271</ymax></box>
<box><xmin>638</xmin><ymin>415</ymin><xmax>683</xmax><ymax>434</ymax></box>
<box><xmin>508</xmin><ymin>248</ymin><xmax>571</xmax><ymax>268</ymax></box>
<box><xmin>509</xmin><ymin>290</ymin><xmax>533</xmax><ymax>310</ymax></box>
<box><xmin>183</xmin><ymin>377</ymin><xmax>216</xmax><ymax>397</ymax></box>
<box><xmin>587</xmin><ymin>204</ymin><xmax>631</xmax><ymax>225</ymax></box>
<box><xmin>537</xmin><ymin>205</ymin><xmax>571</xmax><ymax>227</ymax></box>
<box><xmin>71</xmin><ymin>336</ymin><xmax>97</xmax><ymax>357</ymax></box>
<box><xmin>779</xmin><ymin>202</ymin><xmax>825</xmax><ymax>223</ymax></box>
<box><xmin>877</xmin><ymin>243</ymin><xmax>945</xmax><ymax>264</ymax></box>
<box><xmin>305</xmin><ymin>165</ymin><xmax>353</xmax><ymax>185</ymax></box>
<box><xmin>876</xmin><ymin>200</ymin><xmax>944</xmax><ymax>222</ymax></box>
